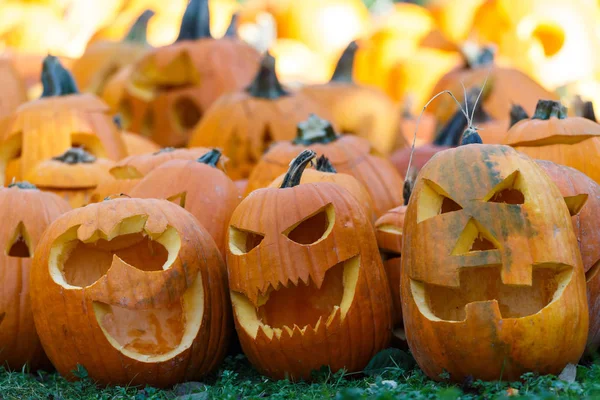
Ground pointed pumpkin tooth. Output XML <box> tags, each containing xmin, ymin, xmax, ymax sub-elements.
<box><xmin>283</xmin><ymin>325</ymin><xmax>294</xmax><ymax>337</ymax></box>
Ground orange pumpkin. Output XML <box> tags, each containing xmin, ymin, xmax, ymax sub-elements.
<box><xmin>130</xmin><ymin>149</ymin><xmax>240</xmax><ymax>257</ymax></box>
<box><xmin>300</xmin><ymin>42</ymin><xmax>401</xmax><ymax>155</ymax></box>
<box><xmin>227</xmin><ymin>149</ymin><xmax>392</xmax><ymax>380</ymax></box>
<box><xmin>536</xmin><ymin>160</ymin><xmax>600</xmax><ymax>354</ymax></box>
<box><xmin>119</xmin><ymin>0</ymin><xmax>261</xmax><ymax>147</ymax></box>
<box><xmin>71</xmin><ymin>10</ymin><xmax>154</xmax><ymax>96</ymax></box>
<box><xmin>31</xmin><ymin>197</ymin><xmax>231</xmax><ymax>386</ymax></box>
<box><xmin>26</xmin><ymin>148</ymin><xmax>114</xmax><ymax>208</ymax></box>
<box><xmin>0</xmin><ymin>182</ymin><xmax>70</xmax><ymax>370</ymax></box>
<box><xmin>397</xmin><ymin>99</ymin><xmax>437</xmax><ymax>147</ymax></box>
<box><xmin>122</xmin><ymin>131</ymin><xmax>160</xmax><ymax>155</ymax></box>
<box><xmin>0</xmin><ymin>55</ymin><xmax>126</xmax><ymax>186</ymax></box>
<box><xmin>188</xmin><ymin>52</ymin><xmax>332</xmax><ymax>180</ymax></box>
<box><xmin>99</xmin><ymin>64</ymin><xmax>133</xmax><ymax>112</ymax></box>
<box><xmin>504</xmin><ymin>100</ymin><xmax>600</xmax><ymax>185</ymax></box>
<box><xmin>245</xmin><ymin>115</ymin><xmax>404</xmax><ymax>217</ymax></box>
<box><xmin>0</xmin><ymin>58</ymin><xmax>27</xmax><ymax>118</ymax></box>
<box><xmin>401</xmin><ymin>140</ymin><xmax>587</xmax><ymax>381</ymax></box>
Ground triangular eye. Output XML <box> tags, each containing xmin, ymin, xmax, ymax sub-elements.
<box><xmin>283</xmin><ymin>204</ymin><xmax>335</xmax><ymax>245</ymax></box>
<box><xmin>452</xmin><ymin>218</ymin><xmax>500</xmax><ymax>255</ymax></box>
<box><xmin>7</xmin><ymin>222</ymin><xmax>31</xmax><ymax>258</ymax></box>
<box><xmin>484</xmin><ymin>171</ymin><xmax>525</xmax><ymax>204</ymax></box>
<box><xmin>229</xmin><ymin>226</ymin><xmax>265</xmax><ymax>255</ymax></box>
<box><xmin>417</xmin><ymin>179</ymin><xmax>463</xmax><ymax>223</ymax></box>
<box><xmin>167</xmin><ymin>191</ymin><xmax>187</xmax><ymax>208</ymax></box>
<box><xmin>564</xmin><ymin>194</ymin><xmax>588</xmax><ymax>216</ymax></box>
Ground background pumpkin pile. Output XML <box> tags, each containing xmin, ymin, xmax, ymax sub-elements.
<box><xmin>2</xmin><ymin>0</ymin><xmax>600</xmax><ymax>392</ymax></box>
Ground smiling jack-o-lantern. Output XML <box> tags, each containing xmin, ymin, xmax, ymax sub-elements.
<box><xmin>0</xmin><ymin>182</ymin><xmax>70</xmax><ymax>370</ymax></box>
<box><xmin>227</xmin><ymin>150</ymin><xmax>392</xmax><ymax>380</ymax></box>
<box><xmin>30</xmin><ymin>198</ymin><xmax>231</xmax><ymax>387</ymax></box>
<box><xmin>401</xmin><ymin>143</ymin><xmax>588</xmax><ymax>381</ymax></box>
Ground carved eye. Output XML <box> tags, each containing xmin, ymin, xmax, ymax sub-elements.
<box><xmin>417</xmin><ymin>179</ymin><xmax>463</xmax><ymax>223</ymax></box>
<box><xmin>283</xmin><ymin>204</ymin><xmax>335</xmax><ymax>245</ymax></box>
<box><xmin>173</xmin><ymin>97</ymin><xmax>202</xmax><ymax>132</ymax></box>
<box><xmin>229</xmin><ymin>226</ymin><xmax>265</xmax><ymax>254</ymax></box>
<box><xmin>7</xmin><ymin>222</ymin><xmax>31</xmax><ymax>258</ymax></box>
<box><xmin>564</xmin><ymin>194</ymin><xmax>588</xmax><ymax>216</ymax></box>
<box><xmin>485</xmin><ymin>171</ymin><xmax>525</xmax><ymax>205</ymax></box>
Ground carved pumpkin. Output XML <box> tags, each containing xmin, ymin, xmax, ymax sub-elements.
<box><xmin>536</xmin><ymin>160</ymin><xmax>600</xmax><ymax>354</ymax></box>
<box><xmin>268</xmin><ymin>152</ymin><xmax>376</xmax><ymax>223</ymax></box>
<box><xmin>0</xmin><ymin>182</ymin><xmax>70</xmax><ymax>370</ymax></box>
<box><xmin>227</xmin><ymin>150</ymin><xmax>392</xmax><ymax>380</ymax></box>
<box><xmin>90</xmin><ymin>147</ymin><xmax>210</xmax><ymax>202</ymax></box>
<box><xmin>0</xmin><ymin>59</ymin><xmax>27</xmax><ymax>118</ymax></box>
<box><xmin>71</xmin><ymin>10</ymin><xmax>154</xmax><ymax>96</ymax></box>
<box><xmin>119</xmin><ymin>0</ymin><xmax>261</xmax><ymax>147</ymax></box>
<box><xmin>0</xmin><ymin>56</ymin><xmax>126</xmax><ymax>186</ymax></box>
<box><xmin>300</xmin><ymin>42</ymin><xmax>402</xmax><ymax>155</ymax></box>
<box><xmin>100</xmin><ymin>64</ymin><xmax>133</xmax><ymax>113</ymax></box>
<box><xmin>428</xmin><ymin>47</ymin><xmax>557</xmax><ymax>125</ymax></box>
<box><xmin>504</xmin><ymin>100</ymin><xmax>600</xmax><ymax>185</ymax></box>
<box><xmin>188</xmin><ymin>53</ymin><xmax>332</xmax><ymax>180</ymax></box>
<box><xmin>401</xmin><ymin>140</ymin><xmax>588</xmax><ymax>381</ymax></box>
<box><xmin>245</xmin><ymin>115</ymin><xmax>404</xmax><ymax>217</ymax></box>
<box><xmin>26</xmin><ymin>148</ymin><xmax>114</xmax><ymax>208</ymax></box>
<box><xmin>130</xmin><ymin>149</ymin><xmax>239</xmax><ymax>257</ymax></box>
<box><xmin>31</xmin><ymin>197</ymin><xmax>231</xmax><ymax>386</ymax></box>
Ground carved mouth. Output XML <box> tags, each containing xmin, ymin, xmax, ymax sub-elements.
<box><xmin>411</xmin><ymin>264</ymin><xmax>573</xmax><ymax>322</ymax></box>
<box><xmin>231</xmin><ymin>255</ymin><xmax>360</xmax><ymax>339</ymax></box>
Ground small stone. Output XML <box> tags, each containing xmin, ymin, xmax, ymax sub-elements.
<box><xmin>558</xmin><ymin>363</ymin><xmax>577</xmax><ymax>383</ymax></box>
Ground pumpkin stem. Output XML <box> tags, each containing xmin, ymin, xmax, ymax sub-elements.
<box><xmin>52</xmin><ymin>148</ymin><xmax>96</xmax><ymax>164</ymax></box>
<box><xmin>330</xmin><ymin>41</ymin><xmax>358</xmax><ymax>84</ymax></box>
<box><xmin>246</xmin><ymin>51</ymin><xmax>288</xmax><ymax>99</ymax></box>
<box><xmin>224</xmin><ymin>13</ymin><xmax>238</xmax><ymax>37</ymax></box>
<box><xmin>176</xmin><ymin>0</ymin><xmax>211</xmax><ymax>42</ymax></box>
<box><xmin>40</xmin><ymin>55</ymin><xmax>79</xmax><ymax>97</ymax></box>
<box><xmin>460</xmin><ymin>127</ymin><xmax>483</xmax><ymax>145</ymax></box>
<box><xmin>403</xmin><ymin>167</ymin><xmax>418</xmax><ymax>206</ymax></box>
<box><xmin>582</xmin><ymin>101</ymin><xmax>597</xmax><ymax>122</ymax></box>
<box><xmin>197</xmin><ymin>148</ymin><xmax>222</xmax><ymax>167</ymax></box>
<box><xmin>7</xmin><ymin>181</ymin><xmax>37</xmax><ymax>190</ymax></box>
<box><xmin>315</xmin><ymin>155</ymin><xmax>336</xmax><ymax>173</ymax></box>
<box><xmin>154</xmin><ymin>147</ymin><xmax>176</xmax><ymax>155</ymax></box>
<box><xmin>293</xmin><ymin>114</ymin><xmax>338</xmax><ymax>145</ymax></box>
<box><xmin>113</xmin><ymin>114</ymin><xmax>123</xmax><ymax>130</ymax></box>
<box><xmin>280</xmin><ymin>150</ymin><xmax>316</xmax><ymax>189</ymax></box>
<box><xmin>532</xmin><ymin>99</ymin><xmax>567</xmax><ymax>120</ymax></box>
<box><xmin>124</xmin><ymin>9</ymin><xmax>155</xmax><ymax>44</ymax></box>
<box><xmin>433</xmin><ymin>107</ymin><xmax>469</xmax><ymax>147</ymax></box>
<box><xmin>463</xmin><ymin>45</ymin><xmax>495</xmax><ymax>69</ymax></box>
<box><xmin>509</xmin><ymin>104</ymin><xmax>529</xmax><ymax>127</ymax></box>
<box><xmin>470</xmin><ymin>92</ymin><xmax>492</xmax><ymax>124</ymax></box>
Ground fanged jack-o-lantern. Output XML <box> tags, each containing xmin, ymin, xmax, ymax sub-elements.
<box><xmin>401</xmin><ymin>141</ymin><xmax>588</xmax><ymax>382</ymax></box>
<box><xmin>227</xmin><ymin>150</ymin><xmax>392</xmax><ymax>381</ymax></box>
<box><xmin>30</xmin><ymin>198</ymin><xmax>231</xmax><ymax>387</ymax></box>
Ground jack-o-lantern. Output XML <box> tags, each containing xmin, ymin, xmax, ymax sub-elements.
<box><xmin>0</xmin><ymin>182</ymin><xmax>70</xmax><ymax>370</ymax></box>
<box><xmin>90</xmin><ymin>147</ymin><xmax>211</xmax><ymax>202</ymax></box>
<box><xmin>245</xmin><ymin>115</ymin><xmax>404</xmax><ymax>217</ymax></box>
<box><xmin>0</xmin><ymin>58</ymin><xmax>27</xmax><ymax>118</ymax></box>
<box><xmin>504</xmin><ymin>100</ymin><xmax>600</xmax><ymax>185</ymax></box>
<box><xmin>401</xmin><ymin>141</ymin><xmax>588</xmax><ymax>382</ymax></box>
<box><xmin>26</xmin><ymin>148</ymin><xmax>114</xmax><ymax>208</ymax></box>
<box><xmin>300</xmin><ymin>42</ymin><xmax>402</xmax><ymax>155</ymax></box>
<box><xmin>0</xmin><ymin>55</ymin><xmax>126</xmax><ymax>185</ymax></box>
<box><xmin>130</xmin><ymin>149</ymin><xmax>240</xmax><ymax>257</ymax></box>
<box><xmin>30</xmin><ymin>197</ymin><xmax>231</xmax><ymax>387</ymax></box>
<box><xmin>227</xmin><ymin>150</ymin><xmax>392</xmax><ymax>380</ymax></box>
<box><xmin>71</xmin><ymin>10</ymin><xmax>154</xmax><ymax>96</ymax></box>
<box><xmin>119</xmin><ymin>0</ymin><xmax>261</xmax><ymax>147</ymax></box>
<box><xmin>187</xmin><ymin>52</ymin><xmax>332</xmax><ymax>180</ymax></box>
<box><xmin>536</xmin><ymin>160</ymin><xmax>600</xmax><ymax>354</ymax></box>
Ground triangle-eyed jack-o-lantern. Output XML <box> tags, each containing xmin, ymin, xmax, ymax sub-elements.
<box><xmin>227</xmin><ymin>150</ymin><xmax>392</xmax><ymax>380</ymax></box>
<box><xmin>30</xmin><ymin>198</ymin><xmax>230</xmax><ymax>387</ymax></box>
<box><xmin>401</xmin><ymin>142</ymin><xmax>588</xmax><ymax>382</ymax></box>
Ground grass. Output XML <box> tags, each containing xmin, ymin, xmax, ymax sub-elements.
<box><xmin>2</xmin><ymin>351</ymin><xmax>600</xmax><ymax>399</ymax></box>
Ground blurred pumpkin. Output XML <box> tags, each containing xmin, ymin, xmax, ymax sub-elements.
<box><xmin>26</xmin><ymin>148</ymin><xmax>114</xmax><ymax>208</ymax></box>
<box><xmin>90</xmin><ymin>147</ymin><xmax>211</xmax><ymax>202</ymax></box>
<box><xmin>188</xmin><ymin>52</ymin><xmax>332</xmax><ymax>180</ymax></box>
<box><xmin>71</xmin><ymin>10</ymin><xmax>155</xmax><ymax>96</ymax></box>
<box><xmin>426</xmin><ymin>0</ymin><xmax>485</xmax><ymax>43</ymax></box>
<box><xmin>122</xmin><ymin>132</ymin><xmax>160</xmax><ymax>155</ymax></box>
<box><xmin>397</xmin><ymin>98</ymin><xmax>437</xmax><ymax>147</ymax></box>
<box><xmin>119</xmin><ymin>0</ymin><xmax>261</xmax><ymax>147</ymax></box>
<box><xmin>504</xmin><ymin>100</ymin><xmax>600</xmax><ymax>185</ymax></box>
<box><xmin>472</xmin><ymin>0</ymin><xmax>600</xmax><ymax>89</ymax></box>
<box><xmin>31</xmin><ymin>197</ymin><xmax>230</xmax><ymax>387</ymax></box>
<box><xmin>0</xmin><ymin>56</ymin><xmax>126</xmax><ymax>186</ymax></box>
<box><xmin>227</xmin><ymin>149</ymin><xmax>391</xmax><ymax>380</ymax></box>
<box><xmin>0</xmin><ymin>182</ymin><xmax>70</xmax><ymax>370</ymax></box>
<box><xmin>427</xmin><ymin>47</ymin><xmax>556</xmax><ymax>125</ymax></box>
<box><xmin>130</xmin><ymin>149</ymin><xmax>240</xmax><ymax>257</ymax></box>
<box><xmin>301</xmin><ymin>42</ymin><xmax>402</xmax><ymax>155</ymax></box>
<box><xmin>99</xmin><ymin>64</ymin><xmax>133</xmax><ymax>112</ymax></box>
<box><xmin>245</xmin><ymin>115</ymin><xmax>404</xmax><ymax>217</ymax></box>
<box><xmin>0</xmin><ymin>59</ymin><xmax>27</xmax><ymax>118</ymax></box>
